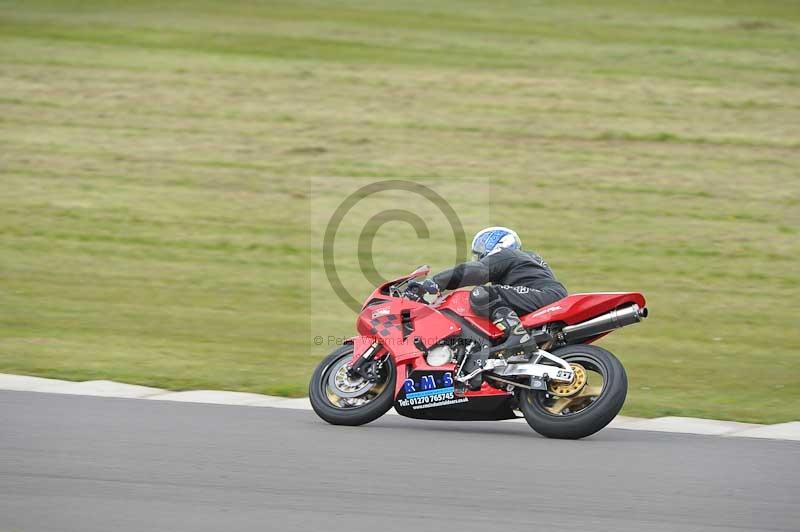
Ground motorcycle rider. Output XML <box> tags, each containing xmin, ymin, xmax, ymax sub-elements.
<box><xmin>408</xmin><ymin>227</ymin><xmax>567</xmax><ymax>357</ymax></box>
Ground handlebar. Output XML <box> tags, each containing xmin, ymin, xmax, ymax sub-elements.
<box><xmin>385</xmin><ymin>265</ymin><xmax>440</xmax><ymax>302</ymax></box>
<box><xmin>392</xmin><ymin>279</ymin><xmax>441</xmax><ymax>304</ymax></box>
<box><xmin>388</xmin><ymin>279</ymin><xmax>417</xmax><ymax>299</ymax></box>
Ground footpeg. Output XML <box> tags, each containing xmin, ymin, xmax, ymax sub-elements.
<box><xmin>455</xmin><ymin>358</ymin><xmax>507</xmax><ymax>384</ymax></box>
<box><xmin>455</xmin><ymin>357</ymin><xmax>508</xmax><ymax>392</ymax></box>
<box><xmin>500</xmin><ymin>337</ymin><xmax>540</xmax><ymax>363</ymax></box>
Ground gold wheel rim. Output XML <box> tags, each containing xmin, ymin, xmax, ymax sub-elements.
<box><xmin>544</xmin><ymin>363</ymin><xmax>603</xmax><ymax>415</ymax></box>
<box><xmin>548</xmin><ymin>363</ymin><xmax>588</xmax><ymax>397</ymax></box>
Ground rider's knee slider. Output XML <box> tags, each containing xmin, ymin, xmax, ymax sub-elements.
<box><xmin>469</xmin><ymin>286</ymin><xmax>503</xmax><ymax>318</ymax></box>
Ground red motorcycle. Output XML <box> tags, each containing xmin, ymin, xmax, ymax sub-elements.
<box><xmin>310</xmin><ymin>265</ymin><xmax>648</xmax><ymax>439</ymax></box>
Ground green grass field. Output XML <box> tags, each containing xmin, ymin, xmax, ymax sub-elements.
<box><xmin>1</xmin><ymin>0</ymin><xmax>798</xmax><ymax>422</ymax></box>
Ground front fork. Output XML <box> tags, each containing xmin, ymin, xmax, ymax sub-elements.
<box><xmin>347</xmin><ymin>341</ymin><xmax>384</xmax><ymax>382</ymax></box>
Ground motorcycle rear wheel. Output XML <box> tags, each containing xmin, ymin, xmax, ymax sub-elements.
<box><xmin>309</xmin><ymin>345</ymin><xmax>395</xmax><ymax>426</ymax></box>
<box><xmin>519</xmin><ymin>344</ymin><xmax>627</xmax><ymax>439</ymax></box>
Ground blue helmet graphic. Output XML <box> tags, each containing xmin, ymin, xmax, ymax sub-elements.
<box><xmin>471</xmin><ymin>227</ymin><xmax>522</xmax><ymax>260</ymax></box>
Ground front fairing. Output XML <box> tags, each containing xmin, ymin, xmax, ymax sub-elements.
<box><xmin>347</xmin><ymin>266</ymin><xmax>460</xmax><ymax>366</ymax></box>
<box><xmin>356</xmin><ymin>297</ymin><xmax>459</xmax><ymax>364</ymax></box>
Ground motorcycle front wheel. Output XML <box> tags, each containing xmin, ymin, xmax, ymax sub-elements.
<box><xmin>309</xmin><ymin>345</ymin><xmax>395</xmax><ymax>426</ymax></box>
<box><xmin>519</xmin><ymin>344</ymin><xmax>627</xmax><ymax>439</ymax></box>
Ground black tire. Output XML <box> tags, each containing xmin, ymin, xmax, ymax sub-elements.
<box><xmin>519</xmin><ymin>344</ymin><xmax>627</xmax><ymax>439</ymax></box>
<box><xmin>309</xmin><ymin>345</ymin><xmax>395</xmax><ymax>426</ymax></box>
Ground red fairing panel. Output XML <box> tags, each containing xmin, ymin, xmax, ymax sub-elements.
<box><xmin>520</xmin><ymin>292</ymin><xmax>646</xmax><ymax>328</ymax></box>
<box><xmin>354</xmin><ymin>299</ymin><xmax>461</xmax><ymax>364</ymax></box>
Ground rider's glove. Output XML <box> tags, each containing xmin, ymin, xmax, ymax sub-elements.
<box><xmin>404</xmin><ymin>280</ymin><xmax>425</xmax><ymax>301</ymax></box>
<box><xmin>421</xmin><ymin>279</ymin><xmax>440</xmax><ymax>295</ymax></box>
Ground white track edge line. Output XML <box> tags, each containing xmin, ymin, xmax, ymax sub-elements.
<box><xmin>0</xmin><ymin>373</ymin><xmax>797</xmax><ymax>441</ymax></box>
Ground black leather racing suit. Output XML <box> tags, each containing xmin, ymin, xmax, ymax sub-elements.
<box><xmin>432</xmin><ymin>248</ymin><xmax>567</xmax><ymax>317</ymax></box>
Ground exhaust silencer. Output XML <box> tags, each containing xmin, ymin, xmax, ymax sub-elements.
<box><xmin>560</xmin><ymin>304</ymin><xmax>648</xmax><ymax>342</ymax></box>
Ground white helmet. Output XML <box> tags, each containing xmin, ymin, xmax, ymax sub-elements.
<box><xmin>471</xmin><ymin>227</ymin><xmax>522</xmax><ymax>260</ymax></box>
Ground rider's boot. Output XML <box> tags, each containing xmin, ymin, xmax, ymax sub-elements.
<box><xmin>490</xmin><ymin>307</ymin><xmax>538</xmax><ymax>361</ymax></box>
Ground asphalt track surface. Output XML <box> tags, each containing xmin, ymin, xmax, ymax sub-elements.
<box><xmin>1</xmin><ymin>391</ymin><xmax>798</xmax><ymax>532</ymax></box>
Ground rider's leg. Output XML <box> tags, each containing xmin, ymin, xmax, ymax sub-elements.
<box><xmin>457</xmin><ymin>286</ymin><xmax>533</xmax><ymax>391</ymax></box>
<box><xmin>489</xmin><ymin>285</ymin><xmax>566</xmax><ymax>357</ymax></box>
<box><xmin>469</xmin><ymin>286</ymin><xmax>533</xmax><ymax>352</ymax></box>
<box><xmin>490</xmin><ymin>306</ymin><xmax>532</xmax><ymax>352</ymax></box>
<box><xmin>468</xmin><ymin>285</ymin><xmax>505</xmax><ymax>317</ymax></box>
<box><xmin>491</xmin><ymin>284</ymin><xmax>566</xmax><ymax>315</ymax></box>
<box><xmin>459</xmin><ymin>285</ymin><xmax>565</xmax><ymax>391</ymax></box>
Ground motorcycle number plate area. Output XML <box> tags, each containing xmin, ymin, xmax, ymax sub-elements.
<box><xmin>394</xmin><ymin>370</ymin><xmax>516</xmax><ymax>421</ymax></box>
<box><xmin>396</xmin><ymin>370</ymin><xmax>459</xmax><ymax>410</ymax></box>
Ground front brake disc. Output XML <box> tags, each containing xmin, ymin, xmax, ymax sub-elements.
<box><xmin>328</xmin><ymin>360</ymin><xmax>376</xmax><ymax>398</ymax></box>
